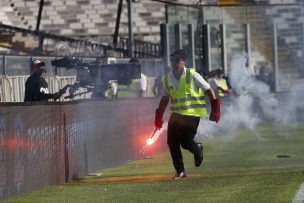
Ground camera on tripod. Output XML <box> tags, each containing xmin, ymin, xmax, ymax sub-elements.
<box><xmin>51</xmin><ymin>57</ymin><xmax>141</xmax><ymax>99</ymax></box>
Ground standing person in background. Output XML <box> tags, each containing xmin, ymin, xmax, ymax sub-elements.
<box><xmin>24</xmin><ymin>59</ymin><xmax>66</xmax><ymax>102</ymax></box>
<box><xmin>137</xmin><ymin>73</ymin><xmax>147</xmax><ymax>97</ymax></box>
<box><xmin>129</xmin><ymin>57</ymin><xmax>147</xmax><ymax>98</ymax></box>
<box><xmin>215</xmin><ymin>30</ymin><xmax>221</xmax><ymax>49</ymax></box>
<box><xmin>210</xmin><ymin>68</ymin><xmax>233</xmax><ymax>97</ymax></box>
<box><xmin>105</xmin><ymin>80</ymin><xmax>118</xmax><ymax>100</ymax></box>
<box><xmin>153</xmin><ymin>75</ymin><xmax>163</xmax><ymax>97</ymax></box>
<box><xmin>110</xmin><ymin>80</ymin><xmax>118</xmax><ymax>99</ymax></box>
<box><xmin>154</xmin><ymin>49</ymin><xmax>220</xmax><ymax>179</ymax></box>
<box><xmin>257</xmin><ymin>65</ymin><xmax>267</xmax><ymax>83</ymax></box>
<box><xmin>116</xmin><ymin>58</ymin><xmax>147</xmax><ymax>98</ymax></box>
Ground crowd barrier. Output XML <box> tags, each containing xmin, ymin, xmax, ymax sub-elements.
<box><xmin>0</xmin><ymin>98</ymin><xmax>167</xmax><ymax>200</ymax></box>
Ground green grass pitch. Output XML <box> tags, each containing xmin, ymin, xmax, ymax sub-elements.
<box><xmin>3</xmin><ymin>123</ymin><xmax>304</xmax><ymax>203</ymax></box>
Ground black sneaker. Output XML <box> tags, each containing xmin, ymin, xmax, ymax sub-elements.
<box><xmin>194</xmin><ymin>143</ymin><xmax>203</xmax><ymax>167</ymax></box>
<box><xmin>172</xmin><ymin>171</ymin><xmax>186</xmax><ymax>180</ymax></box>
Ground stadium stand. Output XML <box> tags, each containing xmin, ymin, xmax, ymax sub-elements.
<box><xmin>0</xmin><ymin>0</ymin><xmax>166</xmax><ymax>43</ymax></box>
<box><xmin>0</xmin><ymin>0</ymin><xmax>170</xmax><ymax>57</ymax></box>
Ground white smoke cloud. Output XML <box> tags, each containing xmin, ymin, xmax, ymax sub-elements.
<box><xmin>280</xmin><ymin>79</ymin><xmax>304</xmax><ymax>124</ymax></box>
<box><xmin>196</xmin><ymin>53</ymin><xmax>303</xmax><ymax>141</ymax></box>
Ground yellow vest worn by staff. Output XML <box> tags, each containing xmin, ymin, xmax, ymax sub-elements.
<box><xmin>117</xmin><ymin>80</ymin><xmax>138</xmax><ymax>98</ymax></box>
<box><xmin>214</xmin><ymin>78</ymin><xmax>228</xmax><ymax>97</ymax></box>
<box><xmin>162</xmin><ymin>68</ymin><xmax>208</xmax><ymax>118</ymax></box>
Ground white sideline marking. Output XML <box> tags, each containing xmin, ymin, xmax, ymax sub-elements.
<box><xmin>292</xmin><ymin>183</ymin><xmax>304</xmax><ymax>203</ymax></box>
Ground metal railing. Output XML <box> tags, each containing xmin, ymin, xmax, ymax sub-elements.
<box><xmin>115</xmin><ymin>37</ymin><xmax>161</xmax><ymax>58</ymax></box>
<box><xmin>0</xmin><ymin>23</ymin><xmax>162</xmax><ymax>58</ymax></box>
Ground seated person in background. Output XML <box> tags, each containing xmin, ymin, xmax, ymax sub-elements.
<box><xmin>24</xmin><ymin>59</ymin><xmax>65</xmax><ymax>102</ymax></box>
<box><xmin>210</xmin><ymin>68</ymin><xmax>233</xmax><ymax>97</ymax></box>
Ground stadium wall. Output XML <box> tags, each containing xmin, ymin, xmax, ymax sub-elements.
<box><xmin>0</xmin><ymin>98</ymin><xmax>166</xmax><ymax>200</ymax></box>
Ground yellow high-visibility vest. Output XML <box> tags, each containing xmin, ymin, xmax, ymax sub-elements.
<box><xmin>214</xmin><ymin>78</ymin><xmax>228</xmax><ymax>97</ymax></box>
<box><xmin>117</xmin><ymin>80</ymin><xmax>138</xmax><ymax>98</ymax></box>
<box><xmin>162</xmin><ymin>68</ymin><xmax>208</xmax><ymax>118</ymax></box>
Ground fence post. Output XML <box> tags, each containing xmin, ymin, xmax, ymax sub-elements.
<box><xmin>244</xmin><ymin>23</ymin><xmax>251</xmax><ymax>71</ymax></box>
<box><xmin>2</xmin><ymin>55</ymin><xmax>6</xmax><ymax>75</ymax></box>
<box><xmin>63</xmin><ymin>113</ymin><xmax>69</xmax><ymax>183</ymax></box>
<box><xmin>188</xmin><ymin>24</ymin><xmax>195</xmax><ymax>68</ymax></box>
<box><xmin>202</xmin><ymin>24</ymin><xmax>211</xmax><ymax>74</ymax></box>
<box><xmin>220</xmin><ymin>24</ymin><xmax>227</xmax><ymax>73</ymax></box>
<box><xmin>161</xmin><ymin>24</ymin><xmax>170</xmax><ymax>72</ymax></box>
<box><xmin>302</xmin><ymin>22</ymin><xmax>304</xmax><ymax>63</ymax></box>
<box><xmin>272</xmin><ymin>23</ymin><xmax>279</xmax><ymax>92</ymax></box>
<box><xmin>175</xmin><ymin>23</ymin><xmax>182</xmax><ymax>50</ymax></box>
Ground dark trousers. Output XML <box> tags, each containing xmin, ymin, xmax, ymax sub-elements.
<box><xmin>167</xmin><ymin>113</ymin><xmax>201</xmax><ymax>173</ymax></box>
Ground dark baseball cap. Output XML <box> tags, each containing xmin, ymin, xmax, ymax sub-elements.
<box><xmin>170</xmin><ymin>49</ymin><xmax>187</xmax><ymax>61</ymax></box>
<box><xmin>32</xmin><ymin>59</ymin><xmax>45</xmax><ymax>66</ymax></box>
<box><xmin>216</xmin><ymin>68</ymin><xmax>224</xmax><ymax>75</ymax></box>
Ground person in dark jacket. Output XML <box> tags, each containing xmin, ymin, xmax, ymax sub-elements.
<box><xmin>24</xmin><ymin>59</ymin><xmax>65</xmax><ymax>102</ymax></box>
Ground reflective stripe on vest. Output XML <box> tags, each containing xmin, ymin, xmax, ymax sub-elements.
<box><xmin>162</xmin><ymin>68</ymin><xmax>208</xmax><ymax>118</ymax></box>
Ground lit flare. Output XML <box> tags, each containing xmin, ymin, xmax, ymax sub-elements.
<box><xmin>147</xmin><ymin>138</ymin><xmax>154</xmax><ymax>145</ymax></box>
<box><xmin>146</xmin><ymin>128</ymin><xmax>158</xmax><ymax>146</ymax></box>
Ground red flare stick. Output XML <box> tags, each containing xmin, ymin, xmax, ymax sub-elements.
<box><xmin>149</xmin><ymin>128</ymin><xmax>158</xmax><ymax>139</ymax></box>
<box><xmin>147</xmin><ymin>128</ymin><xmax>158</xmax><ymax>146</ymax></box>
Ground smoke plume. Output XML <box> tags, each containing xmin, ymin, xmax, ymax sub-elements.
<box><xmin>196</xmin><ymin>53</ymin><xmax>304</xmax><ymax>141</ymax></box>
